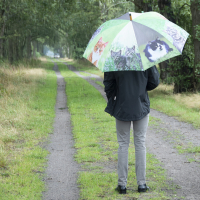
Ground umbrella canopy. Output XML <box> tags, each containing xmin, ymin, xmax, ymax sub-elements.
<box><xmin>83</xmin><ymin>12</ymin><xmax>189</xmax><ymax>72</ymax></box>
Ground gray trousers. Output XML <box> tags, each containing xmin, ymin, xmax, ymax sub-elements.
<box><xmin>116</xmin><ymin>114</ymin><xmax>149</xmax><ymax>186</ymax></box>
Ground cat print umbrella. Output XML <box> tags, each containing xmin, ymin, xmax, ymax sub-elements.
<box><xmin>83</xmin><ymin>11</ymin><xmax>189</xmax><ymax>72</ymax></box>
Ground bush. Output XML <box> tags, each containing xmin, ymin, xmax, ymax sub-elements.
<box><xmin>36</xmin><ymin>51</ymin><xmax>41</xmax><ymax>57</ymax></box>
<box><xmin>73</xmin><ymin>47</ymin><xmax>85</xmax><ymax>59</ymax></box>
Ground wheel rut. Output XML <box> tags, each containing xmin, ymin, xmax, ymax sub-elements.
<box><xmin>43</xmin><ymin>63</ymin><xmax>80</xmax><ymax>200</ymax></box>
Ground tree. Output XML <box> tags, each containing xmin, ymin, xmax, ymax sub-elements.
<box><xmin>0</xmin><ymin>0</ymin><xmax>76</xmax><ymax>62</ymax></box>
<box><xmin>126</xmin><ymin>0</ymin><xmax>154</xmax><ymax>12</ymax></box>
<box><xmin>190</xmin><ymin>0</ymin><xmax>200</xmax><ymax>90</ymax></box>
<box><xmin>157</xmin><ymin>0</ymin><xmax>175</xmax><ymax>83</ymax></box>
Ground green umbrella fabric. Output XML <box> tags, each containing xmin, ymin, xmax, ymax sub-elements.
<box><xmin>83</xmin><ymin>12</ymin><xmax>189</xmax><ymax>72</ymax></box>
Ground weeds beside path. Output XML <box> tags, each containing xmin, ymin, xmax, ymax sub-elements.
<box><xmin>0</xmin><ymin>60</ymin><xmax>57</xmax><ymax>200</ymax></box>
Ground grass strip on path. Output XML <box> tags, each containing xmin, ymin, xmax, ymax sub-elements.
<box><xmin>61</xmin><ymin>58</ymin><xmax>104</xmax><ymax>78</ymax></box>
<box><xmin>58</xmin><ymin>63</ymin><xmax>176</xmax><ymax>200</ymax></box>
<box><xmin>0</xmin><ymin>61</ymin><xmax>57</xmax><ymax>200</ymax></box>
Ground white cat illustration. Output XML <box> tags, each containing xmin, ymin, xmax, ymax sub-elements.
<box><xmin>164</xmin><ymin>26</ymin><xmax>186</xmax><ymax>53</ymax></box>
<box><xmin>143</xmin><ymin>38</ymin><xmax>173</xmax><ymax>62</ymax></box>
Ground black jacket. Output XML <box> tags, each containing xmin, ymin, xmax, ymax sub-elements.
<box><xmin>103</xmin><ymin>66</ymin><xmax>160</xmax><ymax>121</ymax></box>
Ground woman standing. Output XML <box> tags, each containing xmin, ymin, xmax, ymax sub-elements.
<box><xmin>103</xmin><ymin>65</ymin><xmax>160</xmax><ymax>194</ymax></box>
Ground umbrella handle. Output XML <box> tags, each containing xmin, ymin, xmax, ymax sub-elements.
<box><xmin>129</xmin><ymin>13</ymin><xmax>132</xmax><ymax>21</ymax></box>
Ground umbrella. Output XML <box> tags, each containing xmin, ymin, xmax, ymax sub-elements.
<box><xmin>83</xmin><ymin>12</ymin><xmax>189</xmax><ymax>72</ymax></box>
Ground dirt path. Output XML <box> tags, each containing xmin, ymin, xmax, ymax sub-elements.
<box><xmin>147</xmin><ymin>110</ymin><xmax>200</xmax><ymax>200</ymax></box>
<box><xmin>65</xmin><ymin>63</ymin><xmax>200</xmax><ymax>200</ymax></box>
<box><xmin>43</xmin><ymin>63</ymin><xmax>80</xmax><ymax>200</ymax></box>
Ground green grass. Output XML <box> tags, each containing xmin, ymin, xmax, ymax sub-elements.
<box><xmin>149</xmin><ymin>89</ymin><xmax>200</xmax><ymax>129</ymax></box>
<box><xmin>0</xmin><ymin>61</ymin><xmax>57</xmax><ymax>200</ymax></box>
<box><xmin>58</xmin><ymin>62</ymin><xmax>176</xmax><ymax>200</ymax></box>
<box><xmin>176</xmin><ymin>143</ymin><xmax>200</xmax><ymax>154</ymax></box>
<box><xmin>61</xmin><ymin>58</ymin><xmax>104</xmax><ymax>78</ymax></box>
<box><xmin>95</xmin><ymin>80</ymin><xmax>104</xmax><ymax>87</ymax></box>
<box><xmin>90</xmin><ymin>77</ymin><xmax>104</xmax><ymax>87</ymax></box>
<box><xmin>79</xmin><ymin>72</ymin><xmax>91</xmax><ymax>76</ymax></box>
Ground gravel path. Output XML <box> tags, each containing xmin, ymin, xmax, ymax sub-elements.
<box><xmin>147</xmin><ymin>110</ymin><xmax>200</xmax><ymax>200</ymax></box>
<box><xmin>65</xmin><ymin>63</ymin><xmax>200</xmax><ymax>200</ymax></box>
<box><xmin>43</xmin><ymin>62</ymin><xmax>200</xmax><ymax>200</ymax></box>
<box><xmin>43</xmin><ymin>63</ymin><xmax>80</xmax><ymax>200</ymax></box>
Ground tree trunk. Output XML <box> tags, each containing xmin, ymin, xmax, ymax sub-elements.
<box><xmin>2</xmin><ymin>38</ymin><xmax>5</xmax><ymax>58</ymax></box>
<box><xmin>0</xmin><ymin>3</ymin><xmax>5</xmax><ymax>59</ymax></box>
<box><xmin>26</xmin><ymin>36</ymin><xmax>32</xmax><ymax>59</ymax></box>
<box><xmin>190</xmin><ymin>0</ymin><xmax>200</xmax><ymax>90</ymax></box>
<box><xmin>0</xmin><ymin>22</ymin><xmax>5</xmax><ymax>58</ymax></box>
<box><xmin>37</xmin><ymin>40</ymin><xmax>39</xmax><ymax>52</ymax></box>
<box><xmin>133</xmin><ymin>0</ymin><xmax>152</xmax><ymax>12</ymax></box>
<box><xmin>8</xmin><ymin>38</ymin><xmax>14</xmax><ymax>64</ymax></box>
<box><xmin>33</xmin><ymin>41</ymin><xmax>36</xmax><ymax>58</ymax></box>
<box><xmin>15</xmin><ymin>37</ymin><xmax>20</xmax><ymax>61</ymax></box>
<box><xmin>13</xmin><ymin>36</ymin><xmax>17</xmax><ymax>62</ymax></box>
<box><xmin>158</xmin><ymin>0</ymin><xmax>174</xmax><ymax>83</ymax></box>
<box><xmin>173</xmin><ymin>55</ymin><xmax>193</xmax><ymax>93</ymax></box>
<box><xmin>20</xmin><ymin>37</ymin><xmax>26</xmax><ymax>59</ymax></box>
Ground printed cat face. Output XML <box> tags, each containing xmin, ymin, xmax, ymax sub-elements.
<box><xmin>111</xmin><ymin>50</ymin><xmax>121</xmax><ymax>59</ymax></box>
<box><xmin>143</xmin><ymin>38</ymin><xmax>173</xmax><ymax>62</ymax></box>
<box><xmin>125</xmin><ymin>46</ymin><xmax>135</xmax><ymax>56</ymax></box>
<box><xmin>94</xmin><ymin>37</ymin><xmax>108</xmax><ymax>55</ymax></box>
<box><xmin>110</xmin><ymin>46</ymin><xmax>143</xmax><ymax>70</ymax></box>
<box><xmin>148</xmin><ymin>38</ymin><xmax>165</xmax><ymax>51</ymax></box>
<box><xmin>87</xmin><ymin>37</ymin><xmax>108</xmax><ymax>67</ymax></box>
<box><xmin>111</xmin><ymin>46</ymin><xmax>135</xmax><ymax>60</ymax></box>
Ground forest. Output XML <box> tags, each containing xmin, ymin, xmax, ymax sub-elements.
<box><xmin>0</xmin><ymin>0</ymin><xmax>200</xmax><ymax>93</ymax></box>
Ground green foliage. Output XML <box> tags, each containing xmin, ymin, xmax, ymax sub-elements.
<box><xmin>0</xmin><ymin>61</ymin><xmax>57</xmax><ymax>199</ymax></box>
<box><xmin>65</xmin><ymin>0</ymin><xmax>135</xmax><ymax>59</ymax></box>
<box><xmin>195</xmin><ymin>25</ymin><xmax>200</xmax><ymax>41</ymax></box>
<box><xmin>149</xmin><ymin>87</ymin><xmax>200</xmax><ymax>129</ymax></box>
<box><xmin>0</xmin><ymin>0</ymin><xmax>77</xmax><ymax>61</ymax></box>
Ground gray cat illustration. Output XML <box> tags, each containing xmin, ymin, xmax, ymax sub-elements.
<box><xmin>111</xmin><ymin>46</ymin><xmax>143</xmax><ymax>70</ymax></box>
<box><xmin>111</xmin><ymin>50</ymin><xmax>129</xmax><ymax>70</ymax></box>
<box><xmin>164</xmin><ymin>26</ymin><xmax>186</xmax><ymax>53</ymax></box>
<box><xmin>125</xmin><ymin>46</ymin><xmax>143</xmax><ymax>70</ymax></box>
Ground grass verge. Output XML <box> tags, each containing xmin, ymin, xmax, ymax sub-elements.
<box><xmin>58</xmin><ymin>63</ymin><xmax>176</xmax><ymax>200</ymax></box>
<box><xmin>149</xmin><ymin>84</ymin><xmax>200</xmax><ymax>129</ymax></box>
<box><xmin>0</xmin><ymin>60</ymin><xmax>57</xmax><ymax>199</ymax></box>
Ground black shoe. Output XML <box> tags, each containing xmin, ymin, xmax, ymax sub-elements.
<box><xmin>115</xmin><ymin>185</ymin><xmax>126</xmax><ymax>194</ymax></box>
<box><xmin>138</xmin><ymin>184</ymin><xmax>149</xmax><ymax>193</ymax></box>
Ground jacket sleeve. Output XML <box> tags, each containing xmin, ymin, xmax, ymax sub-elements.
<box><xmin>146</xmin><ymin>65</ymin><xmax>160</xmax><ymax>91</ymax></box>
<box><xmin>103</xmin><ymin>72</ymin><xmax>116</xmax><ymax>100</ymax></box>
